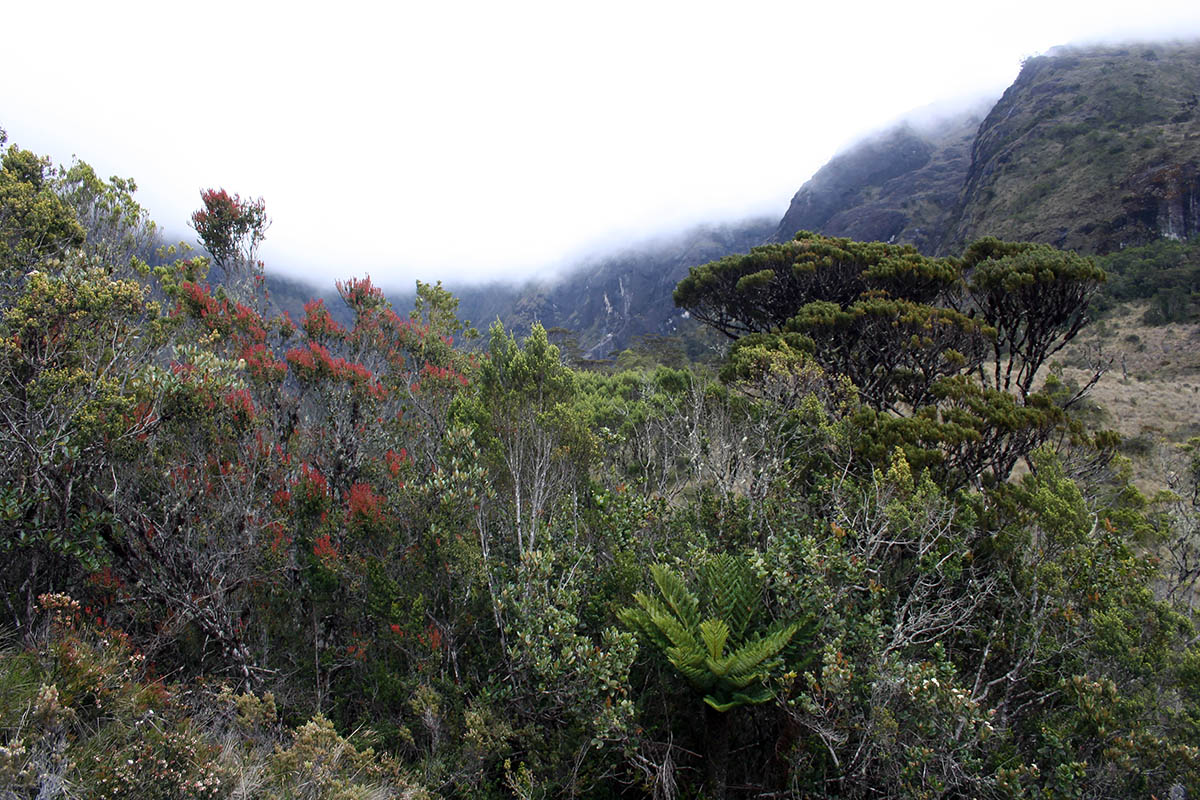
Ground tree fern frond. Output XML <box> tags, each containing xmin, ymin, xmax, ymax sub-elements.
<box><xmin>724</xmin><ymin>622</ymin><xmax>798</xmax><ymax>678</ymax></box>
<box><xmin>703</xmin><ymin>685</ymin><xmax>772</xmax><ymax>711</ymax></box>
<box><xmin>699</xmin><ymin>617</ymin><xmax>729</xmax><ymax>661</ymax></box>
<box><xmin>650</xmin><ymin>563</ymin><xmax>701</xmax><ymax>631</ymax></box>
<box><xmin>731</xmin><ymin>687</ymin><xmax>772</xmax><ymax>706</ymax></box>
<box><xmin>703</xmin><ymin>552</ymin><xmax>758</xmax><ymax>641</ymax></box>
<box><xmin>630</xmin><ymin>591</ymin><xmax>699</xmax><ymax>653</ymax></box>
<box><xmin>649</xmin><ymin>611</ymin><xmax>699</xmax><ymax>654</ymax></box>
<box><xmin>668</xmin><ymin>647</ymin><xmax>714</xmax><ymax>690</ymax></box>
<box><xmin>617</xmin><ymin>605</ymin><xmax>672</xmax><ymax>652</ymax></box>
<box><xmin>704</xmin><ymin>695</ymin><xmax>742</xmax><ymax>713</ymax></box>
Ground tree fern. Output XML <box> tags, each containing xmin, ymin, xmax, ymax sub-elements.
<box><xmin>620</xmin><ymin>552</ymin><xmax>813</xmax><ymax>800</ymax></box>
<box><xmin>619</xmin><ymin>554</ymin><xmax>807</xmax><ymax>712</ymax></box>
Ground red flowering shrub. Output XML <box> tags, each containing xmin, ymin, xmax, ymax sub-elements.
<box><xmin>191</xmin><ymin>188</ymin><xmax>268</xmax><ymax>272</ymax></box>
<box><xmin>301</xmin><ymin>298</ymin><xmax>345</xmax><ymax>341</ymax></box>
<box><xmin>346</xmin><ymin>482</ymin><xmax>387</xmax><ymax>531</ymax></box>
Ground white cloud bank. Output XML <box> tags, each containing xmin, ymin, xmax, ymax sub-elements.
<box><xmin>4</xmin><ymin>0</ymin><xmax>1200</xmax><ymax>288</ymax></box>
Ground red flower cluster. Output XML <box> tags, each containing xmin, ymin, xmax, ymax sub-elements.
<box><xmin>313</xmin><ymin>533</ymin><xmax>338</xmax><ymax>562</ymax></box>
<box><xmin>241</xmin><ymin>343</ymin><xmax>287</xmax><ymax>382</ymax></box>
<box><xmin>294</xmin><ymin>462</ymin><xmax>329</xmax><ymax>504</ymax></box>
<box><xmin>266</xmin><ymin>522</ymin><xmax>291</xmax><ymax>556</ymax></box>
<box><xmin>409</xmin><ymin>363</ymin><xmax>469</xmax><ymax>396</ymax></box>
<box><xmin>337</xmin><ymin>276</ymin><xmax>385</xmax><ymax>309</ymax></box>
<box><xmin>346</xmin><ymin>482</ymin><xmax>387</xmax><ymax>527</ymax></box>
<box><xmin>179</xmin><ymin>282</ymin><xmax>230</xmax><ymax>334</ymax></box>
<box><xmin>301</xmin><ymin>299</ymin><xmax>345</xmax><ymax>340</ymax></box>
<box><xmin>285</xmin><ymin>341</ymin><xmax>389</xmax><ymax>400</ymax></box>
<box><xmin>178</xmin><ymin>283</ymin><xmax>272</xmax><ymax>364</ymax></box>
<box><xmin>222</xmin><ymin>388</ymin><xmax>255</xmax><ymax>422</ymax></box>
<box><xmin>417</xmin><ymin>623</ymin><xmax>443</xmax><ymax>652</ymax></box>
<box><xmin>384</xmin><ymin>448</ymin><xmax>409</xmax><ymax>478</ymax></box>
<box><xmin>231</xmin><ymin>301</ymin><xmax>268</xmax><ymax>344</ymax></box>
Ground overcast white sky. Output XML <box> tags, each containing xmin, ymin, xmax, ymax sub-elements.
<box><xmin>4</xmin><ymin>1</ymin><xmax>1200</xmax><ymax>289</ymax></box>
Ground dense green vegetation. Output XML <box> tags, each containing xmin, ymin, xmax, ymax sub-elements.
<box><xmin>1093</xmin><ymin>235</ymin><xmax>1200</xmax><ymax>324</ymax></box>
<box><xmin>2</xmin><ymin>129</ymin><xmax>1200</xmax><ymax>800</ymax></box>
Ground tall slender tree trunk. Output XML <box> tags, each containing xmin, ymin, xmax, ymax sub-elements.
<box><xmin>705</xmin><ymin>705</ymin><xmax>730</xmax><ymax>800</ymax></box>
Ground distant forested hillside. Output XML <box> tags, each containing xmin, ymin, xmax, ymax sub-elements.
<box><xmin>444</xmin><ymin>218</ymin><xmax>775</xmax><ymax>361</ymax></box>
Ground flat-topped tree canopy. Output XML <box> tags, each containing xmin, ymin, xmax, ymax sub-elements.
<box><xmin>961</xmin><ymin>237</ymin><xmax>1106</xmax><ymax>398</ymax></box>
<box><xmin>676</xmin><ymin>231</ymin><xmax>1105</xmax><ymax>408</ymax></box>
<box><xmin>786</xmin><ymin>296</ymin><xmax>994</xmax><ymax>413</ymax></box>
<box><xmin>672</xmin><ymin>231</ymin><xmax>960</xmax><ymax>339</ymax></box>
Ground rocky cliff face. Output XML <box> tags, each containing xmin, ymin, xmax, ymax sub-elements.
<box><xmin>1117</xmin><ymin>160</ymin><xmax>1200</xmax><ymax>243</ymax></box>
<box><xmin>772</xmin><ymin>126</ymin><xmax>935</xmax><ymax>242</ymax></box>
<box><xmin>773</xmin><ymin>41</ymin><xmax>1200</xmax><ymax>257</ymax></box>
<box><xmin>946</xmin><ymin>41</ymin><xmax>1200</xmax><ymax>254</ymax></box>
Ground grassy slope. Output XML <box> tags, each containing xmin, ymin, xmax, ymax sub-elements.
<box><xmin>1056</xmin><ymin>302</ymin><xmax>1200</xmax><ymax>489</ymax></box>
<box><xmin>948</xmin><ymin>41</ymin><xmax>1200</xmax><ymax>253</ymax></box>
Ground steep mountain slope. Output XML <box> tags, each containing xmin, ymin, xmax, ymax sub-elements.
<box><xmin>773</xmin><ymin>40</ymin><xmax>1200</xmax><ymax>258</ymax></box>
<box><xmin>946</xmin><ymin>41</ymin><xmax>1200</xmax><ymax>253</ymax></box>
<box><xmin>410</xmin><ymin>40</ymin><xmax>1200</xmax><ymax>358</ymax></box>
<box><xmin>772</xmin><ymin>107</ymin><xmax>987</xmax><ymax>251</ymax></box>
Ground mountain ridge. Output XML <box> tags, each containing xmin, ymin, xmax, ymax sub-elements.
<box><xmin>305</xmin><ymin>39</ymin><xmax>1200</xmax><ymax>357</ymax></box>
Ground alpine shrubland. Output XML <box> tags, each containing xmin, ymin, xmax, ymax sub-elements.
<box><xmin>1</xmin><ymin>129</ymin><xmax>1199</xmax><ymax>800</ymax></box>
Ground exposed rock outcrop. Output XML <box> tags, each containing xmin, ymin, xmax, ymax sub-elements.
<box><xmin>773</xmin><ymin>41</ymin><xmax>1200</xmax><ymax>257</ymax></box>
<box><xmin>944</xmin><ymin>41</ymin><xmax>1200</xmax><ymax>253</ymax></box>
